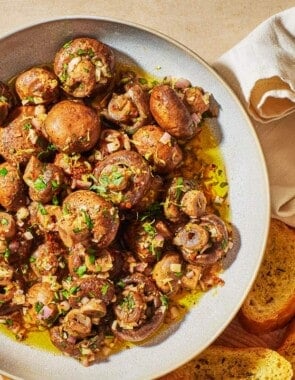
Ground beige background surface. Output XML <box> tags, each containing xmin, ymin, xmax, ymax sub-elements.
<box><xmin>0</xmin><ymin>0</ymin><xmax>294</xmax><ymax>64</ymax></box>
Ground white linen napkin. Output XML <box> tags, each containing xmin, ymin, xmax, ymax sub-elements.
<box><xmin>213</xmin><ymin>7</ymin><xmax>295</xmax><ymax>227</ymax></box>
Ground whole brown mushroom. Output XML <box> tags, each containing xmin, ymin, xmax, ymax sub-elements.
<box><xmin>0</xmin><ymin>106</ymin><xmax>45</xmax><ymax>165</ymax></box>
<box><xmin>57</xmin><ymin>190</ymin><xmax>119</xmax><ymax>248</ymax></box>
<box><xmin>93</xmin><ymin>150</ymin><xmax>152</xmax><ymax>209</ymax></box>
<box><xmin>150</xmin><ymin>84</ymin><xmax>197</xmax><ymax>139</ymax></box>
<box><xmin>0</xmin><ymin>162</ymin><xmax>26</xmax><ymax>211</ymax></box>
<box><xmin>133</xmin><ymin>125</ymin><xmax>183</xmax><ymax>173</ymax></box>
<box><xmin>15</xmin><ymin>67</ymin><xmax>59</xmax><ymax>105</ymax></box>
<box><xmin>0</xmin><ymin>81</ymin><xmax>14</xmax><ymax>124</ymax></box>
<box><xmin>23</xmin><ymin>156</ymin><xmax>64</xmax><ymax>203</ymax></box>
<box><xmin>54</xmin><ymin>37</ymin><xmax>115</xmax><ymax>98</ymax></box>
<box><xmin>44</xmin><ymin>100</ymin><xmax>100</xmax><ymax>154</ymax></box>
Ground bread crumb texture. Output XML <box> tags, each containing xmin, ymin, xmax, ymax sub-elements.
<box><xmin>240</xmin><ymin>219</ymin><xmax>295</xmax><ymax>332</ymax></box>
<box><xmin>159</xmin><ymin>346</ymin><xmax>293</xmax><ymax>380</ymax></box>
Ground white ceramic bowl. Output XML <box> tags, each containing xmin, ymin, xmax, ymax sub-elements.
<box><xmin>0</xmin><ymin>17</ymin><xmax>270</xmax><ymax>380</ymax></box>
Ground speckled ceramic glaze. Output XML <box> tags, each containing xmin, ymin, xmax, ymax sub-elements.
<box><xmin>0</xmin><ymin>17</ymin><xmax>270</xmax><ymax>380</ymax></box>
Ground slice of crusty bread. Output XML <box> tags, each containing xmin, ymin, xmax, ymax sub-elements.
<box><xmin>278</xmin><ymin>319</ymin><xmax>295</xmax><ymax>376</ymax></box>
<box><xmin>158</xmin><ymin>345</ymin><xmax>293</xmax><ymax>380</ymax></box>
<box><xmin>239</xmin><ymin>218</ymin><xmax>295</xmax><ymax>334</ymax></box>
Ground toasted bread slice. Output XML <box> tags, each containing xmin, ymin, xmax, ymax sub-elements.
<box><xmin>278</xmin><ymin>319</ymin><xmax>295</xmax><ymax>375</ymax></box>
<box><xmin>159</xmin><ymin>345</ymin><xmax>293</xmax><ymax>380</ymax></box>
<box><xmin>239</xmin><ymin>219</ymin><xmax>295</xmax><ymax>333</ymax></box>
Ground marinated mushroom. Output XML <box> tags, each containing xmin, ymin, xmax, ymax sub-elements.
<box><xmin>112</xmin><ymin>273</ymin><xmax>167</xmax><ymax>342</ymax></box>
<box><xmin>163</xmin><ymin>177</ymin><xmax>194</xmax><ymax>223</ymax></box>
<box><xmin>124</xmin><ymin>219</ymin><xmax>166</xmax><ymax>263</ymax></box>
<box><xmin>152</xmin><ymin>252</ymin><xmax>182</xmax><ymax>295</ymax></box>
<box><xmin>96</xmin><ymin>129</ymin><xmax>131</xmax><ymax>159</ymax></box>
<box><xmin>54</xmin><ymin>37</ymin><xmax>115</xmax><ymax>97</ymax></box>
<box><xmin>180</xmin><ymin>189</ymin><xmax>207</xmax><ymax>218</ymax></box>
<box><xmin>58</xmin><ymin>190</ymin><xmax>119</xmax><ymax>249</ymax></box>
<box><xmin>0</xmin><ymin>106</ymin><xmax>46</xmax><ymax>165</ymax></box>
<box><xmin>0</xmin><ymin>162</ymin><xmax>26</xmax><ymax>211</ymax></box>
<box><xmin>68</xmin><ymin>242</ymin><xmax>118</xmax><ymax>278</ymax></box>
<box><xmin>133</xmin><ymin>125</ymin><xmax>183</xmax><ymax>173</ymax></box>
<box><xmin>54</xmin><ymin>152</ymin><xmax>93</xmax><ymax>190</ymax></box>
<box><xmin>23</xmin><ymin>156</ymin><xmax>64</xmax><ymax>203</ymax></box>
<box><xmin>183</xmin><ymin>86</ymin><xmax>219</xmax><ymax>117</ymax></box>
<box><xmin>27</xmin><ymin>282</ymin><xmax>58</xmax><ymax>326</ymax></box>
<box><xmin>93</xmin><ymin>150</ymin><xmax>152</xmax><ymax>209</ymax></box>
<box><xmin>0</xmin><ymin>81</ymin><xmax>14</xmax><ymax>124</ymax></box>
<box><xmin>105</xmin><ymin>84</ymin><xmax>151</xmax><ymax>134</ymax></box>
<box><xmin>200</xmin><ymin>213</ymin><xmax>229</xmax><ymax>246</ymax></box>
<box><xmin>0</xmin><ymin>212</ymin><xmax>16</xmax><ymax>239</ymax></box>
<box><xmin>173</xmin><ymin>222</ymin><xmax>210</xmax><ymax>263</ymax></box>
<box><xmin>44</xmin><ymin>100</ymin><xmax>100</xmax><ymax>154</ymax></box>
<box><xmin>67</xmin><ymin>276</ymin><xmax>115</xmax><ymax>308</ymax></box>
<box><xmin>29</xmin><ymin>202</ymin><xmax>62</xmax><ymax>233</ymax></box>
<box><xmin>150</xmin><ymin>84</ymin><xmax>196</xmax><ymax>139</ymax></box>
<box><xmin>29</xmin><ymin>237</ymin><xmax>65</xmax><ymax>278</ymax></box>
<box><xmin>63</xmin><ymin>309</ymin><xmax>92</xmax><ymax>339</ymax></box>
<box><xmin>15</xmin><ymin>67</ymin><xmax>59</xmax><ymax>105</ymax></box>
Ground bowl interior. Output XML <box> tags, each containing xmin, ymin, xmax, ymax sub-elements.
<box><xmin>0</xmin><ymin>17</ymin><xmax>270</xmax><ymax>380</ymax></box>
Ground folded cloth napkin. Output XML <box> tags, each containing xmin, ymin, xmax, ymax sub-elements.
<box><xmin>213</xmin><ymin>7</ymin><xmax>295</xmax><ymax>227</ymax></box>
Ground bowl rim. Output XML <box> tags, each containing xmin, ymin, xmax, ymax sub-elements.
<box><xmin>0</xmin><ymin>15</ymin><xmax>271</xmax><ymax>379</ymax></box>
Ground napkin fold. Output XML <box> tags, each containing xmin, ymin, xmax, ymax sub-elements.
<box><xmin>214</xmin><ymin>7</ymin><xmax>295</xmax><ymax>227</ymax></box>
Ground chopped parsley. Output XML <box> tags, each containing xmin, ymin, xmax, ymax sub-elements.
<box><xmin>0</xmin><ymin>217</ymin><xmax>8</xmax><ymax>225</ymax></box>
<box><xmin>160</xmin><ymin>295</ymin><xmax>169</xmax><ymax>307</ymax></box>
<box><xmin>82</xmin><ymin>210</ymin><xmax>93</xmax><ymax>230</ymax></box>
<box><xmin>38</xmin><ymin>202</ymin><xmax>48</xmax><ymax>215</ymax></box>
<box><xmin>51</xmin><ymin>180</ymin><xmax>59</xmax><ymax>189</ymax></box>
<box><xmin>0</xmin><ymin>167</ymin><xmax>8</xmax><ymax>177</ymax></box>
<box><xmin>76</xmin><ymin>265</ymin><xmax>87</xmax><ymax>277</ymax></box>
<box><xmin>120</xmin><ymin>293</ymin><xmax>135</xmax><ymax>311</ymax></box>
<box><xmin>63</xmin><ymin>40</ymin><xmax>72</xmax><ymax>49</ymax></box>
<box><xmin>101</xmin><ymin>283</ymin><xmax>109</xmax><ymax>296</ymax></box>
<box><xmin>175</xmin><ymin>177</ymin><xmax>184</xmax><ymax>200</ymax></box>
<box><xmin>34</xmin><ymin>177</ymin><xmax>47</xmax><ymax>191</ymax></box>
<box><xmin>34</xmin><ymin>301</ymin><xmax>44</xmax><ymax>314</ymax></box>
<box><xmin>143</xmin><ymin>221</ymin><xmax>156</xmax><ymax>237</ymax></box>
<box><xmin>23</xmin><ymin>122</ymin><xmax>32</xmax><ymax>130</ymax></box>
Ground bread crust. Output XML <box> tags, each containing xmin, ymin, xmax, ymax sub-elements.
<box><xmin>158</xmin><ymin>345</ymin><xmax>293</xmax><ymax>379</ymax></box>
<box><xmin>278</xmin><ymin>319</ymin><xmax>295</xmax><ymax>375</ymax></box>
<box><xmin>239</xmin><ymin>219</ymin><xmax>295</xmax><ymax>334</ymax></box>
